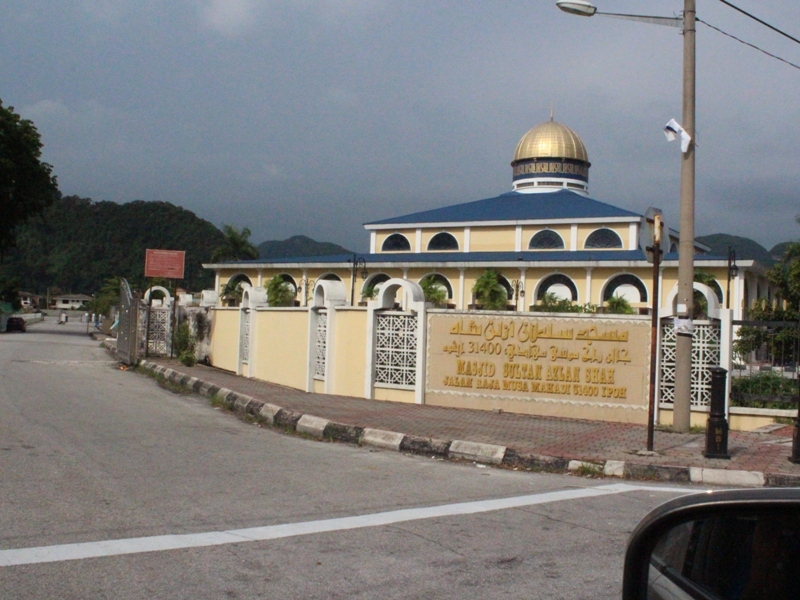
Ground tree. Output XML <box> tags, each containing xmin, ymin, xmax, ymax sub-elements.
<box><xmin>606</xmin><ymin>294</ymin><xmax>635</xmax><ymax>314</ymax></box>
<box><xmin>420</xmin><ymin>275</ymin><xmax>447</xmax><ymax>307</ymax></box>
<box><xmin>266</xmin><ymin>275</ymin><xmax>296</xmax><ymax>307</ymax></box>
<box><xmin>0</xmin><ymin>100</ymin><xmax>58</xmax><ymax>261</ymax></box>
<box><xmin>472</xmin><ymin>269</ymin><xmax>508</xmax><ymax>310</ymax></box>
<box><xmin>533</xmin><ymin>291</ymin><xmax>595</xmax><ymax>313</ymax></box>
<box><xmin>211</xmin><ymin>225</ymin><xmax>259</xmax><ymax>262</ymax></box>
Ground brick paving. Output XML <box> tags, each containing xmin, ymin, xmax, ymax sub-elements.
<box><xmin>147</xmin><ymin>358</ymin><xmax>800</xmax><ymax>481</ymax></box>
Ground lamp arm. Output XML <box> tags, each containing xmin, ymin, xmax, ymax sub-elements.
<box><xmin>596</xmin><ymin>12</ymin><xmax>683</xmax><ymax>28</ymax></box>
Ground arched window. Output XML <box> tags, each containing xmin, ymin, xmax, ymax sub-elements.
<box><xmin>321</xmin><ymin>273</ymin><xmax>342</xmax><ymax>282</ymax></box>
<box><xmin>669</xmin><ymin>242</ymin><xmax>678</xmax><ymax>254</ymax></box>
<box><xmin>603</xmin><ymin>274</ymin><xmax>647</xmax><ymax>303</ymax></box>
<box><xmin>537</xmin><ymin>274</ymin><xmax>578</xmax><ymax>302</ymax></box>
<box><xmin>585</xmin><ymin>228</ymin><xmax>623</xmax><ymax>249</ymax></box>
<box><xmin>362</xmin><ymin>273</ymin><xmax>390</xmax><ymax>299</ymax></box>
<box><xmin>529</xmin><ymin>230</ymin><xmax>565</xmax><ymax>250</ymax></box>
<box><xmin>427</xmin><ymin>232</ymin><xmax>459</xmax><ymax>251</ymax></box>
<box><xmin>382</xmin><ymin>233</ymin><xmax>411</xmax><ymax>252</ymax></box>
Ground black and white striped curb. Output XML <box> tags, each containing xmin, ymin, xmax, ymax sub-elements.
<box><xmin>136</xmin><ymin>360</ymin><xmax>800</xmax><ymax>488</ymax></box>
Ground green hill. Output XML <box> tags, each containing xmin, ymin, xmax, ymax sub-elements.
<box><xmin>770</xmin><ymin>241</ymin><xmax>796</xmax><ymax>261</ymax></box>
<box><xmin>695</xmin><ymin>234</ymin><xmax>775</xmax><ymax>265</ymax></box>
<box><xmin>257</xmin><ymin>235</ymin><xmax>350</xmax><ymax>259</ymax></box>
<box><xmin>2</xmin><ymin>196</ymin><xmax>224</xmax><ymax>294</ymax></box>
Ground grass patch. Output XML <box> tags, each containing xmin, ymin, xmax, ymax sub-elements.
<box><xmin>572</xmin><ymin>463</ymin><xmax>604</xmax><ymax>478</ymax></box>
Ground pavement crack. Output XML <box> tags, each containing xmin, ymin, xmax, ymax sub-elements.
<box><xmin>389</xmin><ymin>524</ymin><xmax>467</xmax><ymax>557</ymax></box>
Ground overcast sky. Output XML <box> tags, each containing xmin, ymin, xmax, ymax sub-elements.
<box><xmin>3</xmin><ymin>0</ymin><xmax>799</xmax><ymax>252</ymax></box>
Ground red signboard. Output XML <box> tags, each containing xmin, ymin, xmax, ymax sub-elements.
<box><xmin>145</xmin><ymin>249</ymin><xmax>185</xmax><ymax>280</ymax></box>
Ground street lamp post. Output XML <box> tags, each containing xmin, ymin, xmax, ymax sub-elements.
<box><xmin>511</xmin><ymin>280</ymin><xmax>525</xmax><ymax>311</ymax></box>
<box><xmin>348</xmin><ymin>255</ymin><xmax>368</xmax><ymax>306</ymax></box>
<box><xmin>557</xmin><ymin>0</ymin><xmax>696</xmax><ymax>432</ymax></box>
<box><xmin>726</xmin><ymin>246</ymin><xmax>739</xmax><ymax>310</ymax></box>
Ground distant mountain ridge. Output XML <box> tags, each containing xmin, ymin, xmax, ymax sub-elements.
<box><xmin>257</xmin><ymin>235</ymin><xmax>351</xmax><ymax>259</ymax></box>
<box><xmin>695</xmin><ymin>234</ymin><xmax>778</xmax><ymax>265</ymax></box>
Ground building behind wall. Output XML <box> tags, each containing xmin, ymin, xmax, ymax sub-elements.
<box><xmin>205</xmin><ymin>117</ymin><xmax>772</xmax><ymax>317</ymax></box>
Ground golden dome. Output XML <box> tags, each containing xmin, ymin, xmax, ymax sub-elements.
<box><xmin>513</xmin><ymin>120</ymin><xmax>589</xmax><ymax>163</ymax></box>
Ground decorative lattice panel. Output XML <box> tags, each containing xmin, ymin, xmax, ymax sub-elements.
<box><xmin>375</xmin><ymin>313</ymin><xmax>418</xmax><ymax>387</ymax></box>
<box><xmin>147</xmin><ymin>308</ymin><xmax>171</xmax><ymax>356</ymax></box>
<box><xmin>660</xmin><ymin>319</ymin><xmax>721</xmax><ymax>407</ymax></box>
<box><xmin>241</xmin><ymin>310</ymin><xmax>250</xmax><ymax>362</ymax></box>
<box><xmin>314</xmin><ymin>310</ymin><xmax>327</xmax><ymax>379</ymax></box>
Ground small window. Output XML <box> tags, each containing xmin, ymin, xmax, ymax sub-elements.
<box><xmin>428</xmin><ymin>232</ymin><xmax>459</xmax><ymax>251</ymax></box>
<box><xmin>529</xmin><ymin>230</ymin><xmax>565</xmax><ymax>250</ymax></box>
<box><xmin>585</xmin><ymin>228</ymin><xmax>623</xmax><ymax>249</ymax></box>
<box><xmin>382</xmin><ymin>233</ymin><xmax>411</xmax><ymax>252</ymax></box>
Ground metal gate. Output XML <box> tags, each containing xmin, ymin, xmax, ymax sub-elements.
<box><xmin>116</xmin><ymin>278</ymin><xmax>139</xmax><ymax>365</ymax></box>
<box><xmin>660</xmin><ymin>318</ymin><xmax>721</xmax><ymax>407</ymax></box>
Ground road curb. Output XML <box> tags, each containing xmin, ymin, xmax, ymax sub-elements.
<box><xmin>133</xmin><ymin>360</ymin><xmax>779</xmax><ymax>487</ymax></box>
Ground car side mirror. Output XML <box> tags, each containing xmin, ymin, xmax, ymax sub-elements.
<box><xmin>622</xmin><ymin>488</ymin><xmax>800</xmax><ymax>600</ymax></box>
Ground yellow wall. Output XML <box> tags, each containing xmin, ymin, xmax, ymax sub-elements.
<box><xmin>330</xmin><ymin>309</ymin><xmax>367</xmax><ymax>397</ymax></box>
<box><xmin>375</xmin><ymin>387</ymin><xmax>416</xmax><ymax>403</ymax></box>
<box><xmin>252</xmin><ymin>309</ymin><xmax>309</xmax><ymax>390</ymax></box>
<box><xmin>469</xmin><ymin>226</ymin><xmax>513</xmax><ymax>252</ymax></box>
<box><xmin>209</xmin><ymin>308</ymin><xmax>240</xmax><ymax>372</ymax></box>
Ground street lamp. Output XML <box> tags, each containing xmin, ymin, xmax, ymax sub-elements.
<box><xmin>557</xmin><ymin>0</ymin><xmax>696</xmax><ymax>433</ymax></box>
<box><xmin>348</xmin><ymin>255</ymin><xmax>368</xmax><ymax>305</ymax></box>
<box><xmin>726</xmin><ymin>246</ymin><xmax>739</xmax><ymax>310</ymax></box>
<box><xmin>511</xmin><ymin>279</ymin><xmax>525</xmax><ymax>311</ymax></box>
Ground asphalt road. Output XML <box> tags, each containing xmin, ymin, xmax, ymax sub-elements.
<box><xmin>0</xmin><ymin>320</ymin><xmax>700</xmax><ymax>599</ymax></box>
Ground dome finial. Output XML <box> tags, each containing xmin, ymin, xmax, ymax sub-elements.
<box><xmin>550</xmin><ymin>102</ymin><xmax>554</xmax><ymax>121</ymax></box>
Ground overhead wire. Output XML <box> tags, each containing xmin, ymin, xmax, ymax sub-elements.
<box><xmin>717</xmin><ymin>0</ymin><xmax>800</xmax><ymax>47</ymax></box>
<box><xmin>696</xmin><ymin>18</ymin><xmax>800</xmax><ymax>72</ymax></box>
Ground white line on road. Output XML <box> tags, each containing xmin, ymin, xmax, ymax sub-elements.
<box><xmin>0</xmin><ymin>483</ymin><xmax>694</xmax><ymax>567</ymax></box>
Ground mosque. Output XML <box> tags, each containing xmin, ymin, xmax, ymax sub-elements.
<box><xmin>205</xmin><ymin>117</ymin><xmax>768</xmax><ymax>317</ymax></box>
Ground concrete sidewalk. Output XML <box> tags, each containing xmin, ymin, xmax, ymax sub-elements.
<box><xmin>137</xmin><ymin>355</ymin><xmax>800</xmax><ymax>488</ymax></box>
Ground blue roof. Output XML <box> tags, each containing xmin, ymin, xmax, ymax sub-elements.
<box><xmin>227</xmin><ymin>250</ymin><xmax>651</xmax><ymax>265</ymax></box>
<box><xmin>365</xmin><ymin>190</ymin><xmax>641</xmax><ymax>226</ymax></box>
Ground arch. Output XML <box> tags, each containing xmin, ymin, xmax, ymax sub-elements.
<box><xmin>320</xmin><ymin>272</ymin><xmax>343</xmax><ymax>282</ymax></box>
<box><xmin>419</xmin><ymin>273</ymin><xmax>453</xmax><ymax>299</ymax></box>
<box><xmin>529</xmin><ymin>230</ymin><xmax>565</xmax><ymax>250</ymax></box>
<box><xmin>536</xmin><ymin>274</ymin><xmax>578</xmax><ymax>302</ymax></box>
<box><xmin>585</xmin><ymin>228</ymin><xmax>623</xmax><ymax>249</ymax></box>
<box><xmin>363</xmin><ymin>273</ymin><xmax>391</xmax><ymax>297</ymax></box>
<box><xmin>427</xmin><ymin>232</ymin><xmax>459</xmax><ymax>251</ymax></box>
<box><xmin>669</xmin><ymin>242</ymin><xmax>678</xmax><ymax>254</ymax></box>
<box><xmin>241</xmin><ymin>286</ymin><xmax>268</xmax><ymax>309</ymax></box>
<box><xmin>144</xmin><ymin>286</ymin><xmax>172</xmax><ymax>305</ymax></box>
<box><xmin>312</xmin><ymin>279</ymin><xmax>347</xmax><ymax>308</ymax></box>
<box><xmin>278</xmin><ymin>273</ymin><xmax>298</xmax><ymax>293</ymax></box>
<box><xmin>602</xmin><ymin>274</ymin><xmax>648</xmax><ymax>303</ymax></box>
<box><xmin>663</xmin><ymin>282</ymin><xmax>721</xmax><ymax>319</ymax></box>
<box><xmin>375</xmin><ymin>278</ymin><xmax>425</xmax><ymax>310</ymax></box>
<box><xmin>382</xmin><ymin>233</ymin><xmax>411</xmax><ymax>252</ymax></box>
<box><xmin>497</xmin><ymin>274</ymin><xmax>514</xmax><ymax>301</ymax></box>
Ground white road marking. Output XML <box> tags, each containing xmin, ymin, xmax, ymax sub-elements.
<box><xmin>0</xmin><ymin>483</ymin><xmax>694</xmax><ymax>567</ymax></box>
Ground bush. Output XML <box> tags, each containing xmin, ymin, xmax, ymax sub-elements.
<box><xmin>173</xmin><ymin>321</ymin><xmax>197</xmax><ymax>366</ymax></box>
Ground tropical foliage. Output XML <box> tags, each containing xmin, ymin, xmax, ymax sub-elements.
<box><xmin>472</xmin><ymin>269</ymin><xmax>508</xmax><ymax>310</ymax></box>
<box><xmin>605</xmin><ymin>294</ymin><xmax>635</xmax><ymax>314</ymax></box>
<box><xmin>420</xmin><ymin>276</ymin><xmax>448</xmax><ymax>307</ymax></box>
<box><xmin>533</xmin><ymin>292</ymin><xmax>596</xmax><ymax>313</ymax></box>
<box><xmin>211</xmin><ymin>225</ymin><xmax>258</xmax><ymax>262</ymax></box>
<box><xmin>266</xmin><ymin>275</ymin><xmax>296</xmax><ymax>307</ymax></box>
<box><xmin>1</xmin><ymin>195</ymin><xmax>224</xmax><ymax>294</ymax></box>
<box><xmin>0</xmin><ymin>100</ymin><xmax>59</xmax><ymax>261</ymax></box>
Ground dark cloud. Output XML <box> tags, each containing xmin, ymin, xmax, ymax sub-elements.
<box><xmin>3</xmin><ymin>0</ymin><xmax>799</xmax><ymax>251</ymax></box>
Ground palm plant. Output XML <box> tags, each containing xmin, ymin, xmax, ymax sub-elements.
<box><xmin>606</xmin><ymin>294</ymin><xmax>635</xmax><ymax>314</ymax></box>
<box><xmin>211</xmin><ymin>225</ymin><xmax>259</xmax><ymax>262</ymax></box>
<box><xmin>420</xmin><ymin>276</ymin><xmax>448</xmax><ymax>307</ymax></box>
<box><xmin>266</xmin><ymin>275</ymin><xmax>296</xmax><ymax>307</ymax></box>
<box><xmin>472</xmin><ymin>269</ymin><xmax>508</xmax><ymax>310</ymax></box>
